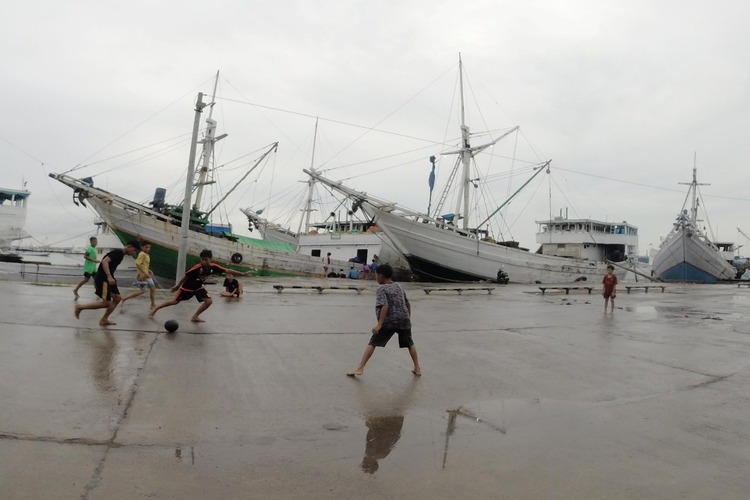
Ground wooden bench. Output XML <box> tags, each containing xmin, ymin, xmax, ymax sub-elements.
<box><xmin>624</xmin><ymin>285</ymin><xmax>667</xmax><ymax>294</ymax></box>
<box><xmin>538</xmin><ymin>286</ymin><xmax>594</xmax><ymax>295</ymax></box>
<box><xmin>273</xmin><ymin>285</ymin><xmax>365</xmax><ymax>294</ymax></box>
<box><xmin>422</xmin><ymin>287</ymin><xmax>495</xmax><ymax>295</ymax></box>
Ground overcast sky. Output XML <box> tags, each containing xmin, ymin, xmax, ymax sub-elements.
<box><xmin>2</xmin><ymin>0</ymin><xmax>749</xmax><ymax>255</ymax></box>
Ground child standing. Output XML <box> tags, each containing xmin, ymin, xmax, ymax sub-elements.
<box><xmin>120</xmin><ymin>241</ymin><xmax>157</xmax><ymax>308</ymax></box>
<box><xmin>602</xmin><ymin>264</ymin><xmax>618</xmax><ymax>313</ymax></box>
<box><xmin>347</xmin><ymin>264</ymin><xmax>421</xmax><ymax>377</ymax></box>
<box><xmin>149</xmin><ymin>249</ymin><xmax>249</xmax><ymax>322</ymax></box>
<box><xmin>74</xmin><ymin>240</ymin><xmax>141</xmax><ymax>325</ymax></box>
<box><xmin>323</xmin><ymin>252</ymin><xmax>332</xmax><ymax>278</ymax></box>
<box><xmin>73</xmin><ymin>236</ymin><xmax>99</xmax><ymax>298</ymax></box>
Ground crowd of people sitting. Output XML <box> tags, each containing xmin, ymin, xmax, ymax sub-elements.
<box><xmin>325</xmin><ymin>256</ymin><xmax>379</xmax><ymax>280</ymax></box>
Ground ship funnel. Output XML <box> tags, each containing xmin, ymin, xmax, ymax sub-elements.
<box><xmin>151</xmin><ymin>188</ymin><xmax>166</xmax><ymax>210</ymax></box>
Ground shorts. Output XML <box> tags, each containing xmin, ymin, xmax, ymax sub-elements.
<box><xmin>368</xmin><ymin>323</ymin><xmax>414</xmax><ymax>348</ymax></box>
<box><xmin>83</xmin><ymin>271</ymin><xmax>94</xmax><ymax>278</ymax></box>
<box><xmin>133</xmin><ymin>278</ymin><xmax>155</xmax><ymax>288</ymax></box>
<box><xmin>174</xmin><ymin>287</ymin><xmax>210</xmax><ymax>302</ymax></box>
<box><xmin>603</xmin><ymin>289</ymin><xmax>615</xmax><ymax>299</ymax></box>
<box><xmin>94</xmin><ymin>276</ymin><xmax>120</xmax><ymax>301</ymax></box>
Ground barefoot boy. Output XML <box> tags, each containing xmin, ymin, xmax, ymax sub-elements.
<box><xmin>120</xmin><ymin>241</ymin><xmax>156</xmax><ymax>308</ymax></box>
<box><xmin>347</xmin><ymin>263</ymin><xmax>421</xmax><ymax>377</ymax></box>
<box><xmin>602</xmin><ymin>264</ymin><xmax>618</xmax><ymax>313</ymax></box>
<box><xmin>73</xmin><ymin>236</ymin><xmax>99</xmax><ymax>298</ymax></box>
<box><xmin>74</xmin><ymin>240</ymin><xmax>141</xmax><ymax>325</ymax></box>
<box><xmin>149</xmin><ymin>249</ymin><xmax>248</xmax><ymax>322</ymax></box>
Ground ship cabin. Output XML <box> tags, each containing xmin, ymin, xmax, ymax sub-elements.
<box><xmin>0</xmin><ymin>188</ymin><xmax>30</xmax><ymax>210</ymax></box>
<box><xmin>535</xmin><ymin>217</ymin><xmax>639</xmax><ymax>263</ymax></box>
<box><xmin>299</xmin><ymin>220</ymin><xmax>382</xmax><ymax>266</ymax></box>
<box><xmin>714</xmin><ymin>241</ymin><xmax>738</xmax><ymax>264</ymax></box>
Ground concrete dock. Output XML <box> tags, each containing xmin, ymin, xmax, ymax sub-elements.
<box><xmin>1</xmin><ymin>274</ymin><xmax>750</xmax><ymax>499</ymax></box>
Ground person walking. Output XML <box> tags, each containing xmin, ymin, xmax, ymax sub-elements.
<box><xmin>347</xmin><ymin>264</ymin><xmax>421</xmax><ymax>377</ymax></box>
<box><xmin>73</xmin><ymin>236</ymin><xmax>99</xmax><ymax>298</ymax></box>
<box><xmin>74</xmin><ymin>240</ymin><xmax>141</xmax><ymax>325</ymax></box>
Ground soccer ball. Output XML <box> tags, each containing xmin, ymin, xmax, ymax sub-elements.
<box><xmin>165</xmin><ymin>320</ymin><xmax>179</xmax><ymax>333</ymax></box>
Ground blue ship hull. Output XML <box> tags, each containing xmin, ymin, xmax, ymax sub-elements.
<box><xmin>658</xmin><ymin>262</ymin><xmax>719</xmax><ymax>284</ymax></box>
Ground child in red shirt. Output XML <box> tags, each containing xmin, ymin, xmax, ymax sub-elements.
<box><xmin>602</xmin><ymin>265</ymin><xmax>618</xmax><ymax>313</ymax></box>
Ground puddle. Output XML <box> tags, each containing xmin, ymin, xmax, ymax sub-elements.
<box><xmin>623</xmin><ymin>305</ymin><xmax>702</xmax><ymax>319</ymax></box>
<box><xmin>625</xmin><ymin>306</ymin><xmax>657</xmax><ymax>314</ymax></box>
<box><xmin>341</xmin><ymin>397</ymin><xmax>606</xmax><ymax>475</ymax></box>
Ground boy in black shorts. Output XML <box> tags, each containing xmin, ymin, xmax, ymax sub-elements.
<box><xmin>74</xmin><ymin>240</ymin><xmax>141</xmax><ymax>325</ymax></box>
<box><xmin>149</xmin><ymin>249</ymin><xmax>249</xmax><ymax>322</ymax></box>
<box><xmin>347</xmin><ymin>264</ymin><xmax>421</xmax><ymax>377</ymax></box>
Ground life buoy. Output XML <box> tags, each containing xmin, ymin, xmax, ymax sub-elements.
<box><xmin>231</xmin><ymin>253</ymin><xmax>243</xmax><ymax>264</ymax></box>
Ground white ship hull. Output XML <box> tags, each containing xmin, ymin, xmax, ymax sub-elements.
<box><xmin>88</xmin><ymin>196</ymin><xmax>327</xmax><ymax>279</ymax></box>
<box><xmin>363</xmin><ymin>202</ymin><xmax>614</xmax><ymax>284</ymax></box>
<box><xmin>244</xmin><ymin>208</ymin><xmax>409</xmax><ymax>272</ymax></box>
<box><xmin>652</xmin><ymin>228</ymin><xmax>735</xmax><ymax>283</ymax></box>
<box><xmin>652</xmin><ymin>166</ymin><xmax>737</xmax><ymax>284</ymax></box>
<box><xmin>48</xmin><ymin>173</ymin><xmax>350</xmax><ymax>280</ymax></box>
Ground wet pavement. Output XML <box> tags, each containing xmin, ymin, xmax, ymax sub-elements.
<box><xmin>1</xmin><ymin>275</ymin><xmax>750</xmax><ymax>499</ymax></box>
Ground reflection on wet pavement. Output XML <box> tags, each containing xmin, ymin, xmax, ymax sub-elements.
<box><xmin>442</xmin><ymin>405</ymin><xmax>506</xmax><ymax>469</ymax></box>
<box><xmin>77</xmin><ymin>329</ymin><xmax>117</xmax><ymax>393</ymax></box>
<box><xmin>355</xmin><ymin>379</ymin><xmax>418</xmax><ymax>474</ymax></box>
<box><xmin>361</xmin><ymin>416</ymin><xmax>404</xmax><ymax>473</ymax></box>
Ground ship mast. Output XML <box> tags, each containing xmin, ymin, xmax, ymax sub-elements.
<box><xmin>298</xmin><ymin>118</ymin><xmax>319</xmax><ymax>236</ymax></box>
<box><xmin>679</xmin><ymin>153</ymin><xmax>708</xmax><ymax>226</ymax></box>
<box><xmin>176</xmin><ymin>92</ymin><xmax>207</xmax><ymax>281</ymax></box>
<box><xmin>440</xmin><ymin>55</ymin><xmax>511</xmax><ymax>232</ymax></box>
<box><xmin>458</xmin><ymin>54</ymin><xmax>471</xmax><ymax>231</ymax></box>
<box><xmin>193</xmin><ymin>71</ymin><xmax>227</xmax><ymax>211</ymax></box>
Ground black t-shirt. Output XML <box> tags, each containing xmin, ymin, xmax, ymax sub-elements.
<box><xmin>223</xmin><ymin>278</ymin><xmax>239</xmax><ymax>293</ymax></box>
<box><xmin>95</xmin><ymin>249</ymin><xmax>125</xmax><ymax>280</ymax></box>
<box><xmin>182</xmin><ymin>263</ymin><xmax>228</xmax><ymax>290</ymax></box>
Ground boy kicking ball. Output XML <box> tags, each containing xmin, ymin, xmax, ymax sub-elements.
<box><xmin>347</xmin><ymin>264</ymin><xmax>421</xmax><ymax>377</ymax></box>
<box><xmin>149</xmin><ymin>249</ymin><xmax>249</xmax><ymax>323</ymax></box>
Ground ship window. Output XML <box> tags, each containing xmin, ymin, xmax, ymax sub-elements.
<box><xmin>311</xmin><ymin>249</ymin><xmax>321</xmax><ymax>257</ymax></box>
